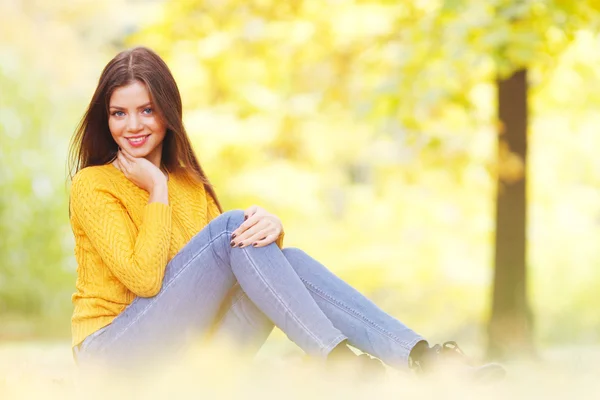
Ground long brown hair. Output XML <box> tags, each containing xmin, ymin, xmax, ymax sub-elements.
<box><xmin>67</xmin><ymin>46</ymin><xmax>222</xmax><ymax>212</ymax></box>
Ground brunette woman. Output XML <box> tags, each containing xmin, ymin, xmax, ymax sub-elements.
<box><xmin>68</xmin><ymin>46</ymin><xmax>504</xmax><ymax>381</ymax></box>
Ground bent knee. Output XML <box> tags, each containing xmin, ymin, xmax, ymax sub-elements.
<box><xmin>209</xmin><ymin>209</ymin><xmax>246</xmax><ymax>233</ymax></box>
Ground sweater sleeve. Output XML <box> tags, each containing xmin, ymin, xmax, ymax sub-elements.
<box><xmin>275</xmin><ymin>228</ymin><xmax>285</xmax><ymax>249</ymax></box>
<box><xmin>70</xmin><ymin>170</ymin><xmax>172</xmax><ymax>297</ymax></box>
<box><xmin>206</xmin><ymin>193</ymin><xmax>284</xmax><ymax>249</ymax></box>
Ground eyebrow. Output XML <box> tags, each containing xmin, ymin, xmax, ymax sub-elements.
<box><xmin>109</xmin><ymin>102</ymin><xmax>153</xmax><ymax>110</ymax></box>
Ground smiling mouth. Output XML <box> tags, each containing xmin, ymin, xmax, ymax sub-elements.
<box><xmin>126</xmin><ymin>134</ymin><xmax>150</xmax><ymax>146</ymax></box>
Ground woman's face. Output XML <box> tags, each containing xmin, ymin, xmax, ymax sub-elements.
<box><xmin>108</xmin><ymin>80</ymin><xmax>166</xmax><ymax>165</ymax></box>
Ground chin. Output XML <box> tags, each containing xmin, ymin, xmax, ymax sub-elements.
<box><xmin>129</xmin><ymin>147</ymin><xmax>151</xmax><ymax>156</ymax></box>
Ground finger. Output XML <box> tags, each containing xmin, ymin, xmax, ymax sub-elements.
<box><xmin>117</xmin><ymin>151</ymin><xmax>131</xmax><ymax>172</ymax></box>
<box><xmin>244</xmin><ymin>205</ymin><xmax>259</xmax><ymax>219</ymax></box>
<box><xmin>251</xmin><ymin>233</ymin><xmax>279</xmax><ymax>248</ymax></box>
<box><xmin>231</xmin><ymin>213</ymin><xmax>260</xmax><ymax>238</ymax></box>
<box><xmin>233</xmin><ymin>220</ymin><xmax>269</xmax><ymax>246</ymax></box>
<box><xmin>120</xmin><ymin>148</ymin><xmax>136</xmax><ymax>160</ymax></box>
<box><xmin>118</xmin><ymin>150</ymin><xmax>131</xmax><ymax>167</ymax></box>
<box><xmin>239</xmin><ymin>230</ymin><xmax>270</xmax><ymax>248</ymax></box>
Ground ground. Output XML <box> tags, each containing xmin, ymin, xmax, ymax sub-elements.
<box><xmin>1</xmin><ymin>342</ymin><xmax>599</xmax><ymax>399</ymax></box>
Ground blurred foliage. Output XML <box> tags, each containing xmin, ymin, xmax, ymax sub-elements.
<box><xmin>2</xmin><ymin>0</ymin><xmax>600</xmax><ymax>351</ymax></box>
<box><xmin>0</xmin><ymin>0</ymin><xmax>157</xmax><ymax>338</ymax></box>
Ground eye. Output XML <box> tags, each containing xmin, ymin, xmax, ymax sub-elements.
<box><xmin>142</xmin><ymin>107</ymin><xmax>153</xmax><ymax>114</ymax></box>
<box><xmin>111</xmin><ymin>110</ymin><xmax>125</xmax><ymax>117</ymax></box>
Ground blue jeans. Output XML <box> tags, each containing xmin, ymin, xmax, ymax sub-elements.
<box><xmin>74</xmin><ymin>210</ymin><xmax>424</xmax><ymax>369</ymax></box>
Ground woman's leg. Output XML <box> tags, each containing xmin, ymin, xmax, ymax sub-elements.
<box><xmin>76</xmin><ymin>210</ymin><xmax>345</xmax><ymax>367</ymax></box>
<box><xmin>205</xmin><ymin>247</ymin><xmax>504</xmax><ymax>380</ymax></box>
<box><xmin>282</xmin><ymin>247</ymin><xmax>426</xmax><ymax>370</ymax></box>
<box><xmin>208</xmin><ymin>283</ymin><xmax>274</xmax><ymax>354</ymax></box>
<box><xmin>205</xmin><ymin>247</ymin><xmax>425</xmax><ymax>370</ymax></box>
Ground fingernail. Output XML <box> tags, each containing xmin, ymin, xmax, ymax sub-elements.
<box><xmin>239</xmin><ymin>243</ymin><xmax>245</xmax><ymax>248</ymax></box>
<box><xmin>244</xmin><ymin>215</ymin><xmax>248</xmax><ymax>220</ymax></box>
<box><xmin>230</xmin><ymin>241</ymin><xmax>235</xmax><ymax>247</ymax></box>
<box><xmin>252</xmin><ymin>242</ymin><xmax>258</xmax><ymax>247</ymax></box>
<box><xmin>231</xmin><ymin>233</ymin><xmax>237</xmax><ymax>239</ymax></box>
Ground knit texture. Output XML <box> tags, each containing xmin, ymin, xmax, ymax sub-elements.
<box><xmin>69</xmin><ymin>163</ymin><xmax>284</xmax><ymax>348</ymax></box>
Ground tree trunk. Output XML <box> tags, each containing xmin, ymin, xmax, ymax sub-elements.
<box><xmin>488</xmin><ymin>69</ymin><xmax>534</xmax><ymax>359</ymax></box>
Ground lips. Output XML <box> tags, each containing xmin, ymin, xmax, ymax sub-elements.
<box><xmin>126</xmin><ymin>134</ymin><xmax>150</xmax><ymax>147</ymax></box>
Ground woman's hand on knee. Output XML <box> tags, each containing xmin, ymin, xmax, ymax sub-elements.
<box><xmin>230</xmin><ymin>205</ymin><xmax>283</xmax><ymax>248</ymax></box>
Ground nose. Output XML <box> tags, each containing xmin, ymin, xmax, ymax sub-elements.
<box><xmin>127</xmin><ymin>114</ymin><xmax>143</xmax><ymax>133</ymax></box>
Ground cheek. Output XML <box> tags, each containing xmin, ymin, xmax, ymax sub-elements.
<box><xmin>108</xmin><ymin>118</ymin><xmax>124</xmax><ymax>137</ymax></box>
<box><xmin>150</xmin><ymin>117</ymin><xmax>167</xmax><ymax>136</ymax></box>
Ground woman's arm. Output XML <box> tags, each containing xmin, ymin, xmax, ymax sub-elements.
<box><xmin>70</xmin><ymin>169</ymin><xmax>172</xmax><ymax>297</ymax></box>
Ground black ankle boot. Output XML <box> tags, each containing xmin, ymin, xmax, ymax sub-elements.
<box><xmin>409</xmin><ymin>341</ymin><xmax>506</xmax><ymax>383</ymax></box>
<box><xmin>327</xmin><ymin>340</ymin><xmax>386</xmax><ymax>377</ymax></box>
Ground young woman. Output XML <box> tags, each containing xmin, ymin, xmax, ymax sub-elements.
<box><xmin>67</xmin><ymin>46</ymin><xmax>504</xmax><ymax>380</ymax></box>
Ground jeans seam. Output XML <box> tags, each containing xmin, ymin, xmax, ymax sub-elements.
<box><xmin>301</xmin><ymin>278</ymin><xmax>414</xmax><ymax>351</ymax></box>
<box><xmin>97</xmin><ymin>231</ymin><xmax>231</xmax><ymax>352</ymax></box>
<box><xmin>239</xmin><ymin>247</ymin><xmax>329</xmax><ymax>350</ymax></box>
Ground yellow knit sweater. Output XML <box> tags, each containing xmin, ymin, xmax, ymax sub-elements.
<box><xmin>69</xmin><ymin>163</ymin><xmax>283</xmax><ymax>348</ymax></box>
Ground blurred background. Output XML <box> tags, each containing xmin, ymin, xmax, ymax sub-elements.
<box><xmin>2</xmin><ymin>0</ymin><xmax>600</xmax><ymax>372</ymax></box>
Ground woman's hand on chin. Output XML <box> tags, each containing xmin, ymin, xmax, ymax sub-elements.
<box><xmin>115</xmin><ymin>148</ymin><xmax>166</xmax><ymax>192</ymax></box>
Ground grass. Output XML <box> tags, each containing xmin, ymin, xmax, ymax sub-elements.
<box><xmin>1</xmin><ymin>341</ymin><xmax>599</xmax><ymax>399</ymax></box>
